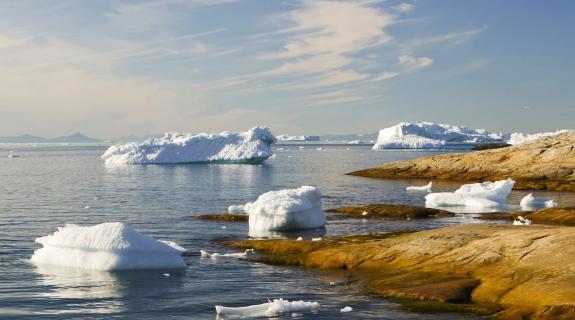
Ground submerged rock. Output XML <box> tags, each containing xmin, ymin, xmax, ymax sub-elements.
<box><xmin>194</xmin><ymin>214</ymin><xmax>249</xmax><ymax>222</ymax></box>
<box><xmin>348</xmin><ymin>131</ymin><xmax>575</xmax><ymax>191</ymax></box>
<box><xmin>326</xmin><ymin>204</ymin><xmax>453</xmax><ymax>219</ymax></box>
<box><xmin>222</xmin><ymin>224</ymin><xmax>575</xmax><ymax>319</ymax></box>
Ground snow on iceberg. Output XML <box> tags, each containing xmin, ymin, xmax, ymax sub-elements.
<box><xmin>30</xmin><ymin>222</ymin><xmax>186</xmax><ymax>270</ymax></box>
<box><xmin>406</xmin><ymin>181</ymin><xmax>432</xmax><ymax>192</ymax></box>
<box><xmin>372</xmin><ymin>122</ymin><xmax>503</xmax><ymax>149</ymax></box>
<box><xmin>425</xmin><ymin>179</ymin><xmax>515</xmax><ymax>209</ymax></box>
<box><xmin>215</xmin><ymin>298</ymin><xmax>320</xmax><ymax>317</ymax></box>
<box><xmin>229</xmin><ymin>186</ymin><xmax>326</xmax><ymax>232</ymax></box>
<box><xmin>508</xmin><ymin>130</ymin><xmax>571</xmax><ymax>145</ymax></box>
<box><xmin>101</xmin><ymin>127</ymin><xmax>276</xmax><ymax>165</ymax></box>
<box><xmin>519</xmin><ymin>193</ymin><xmax>555</xmax><ymax>211</ymax></box>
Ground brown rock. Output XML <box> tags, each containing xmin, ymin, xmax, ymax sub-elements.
<box><xmin>326</xmin><ymin>204</ymin><xmax>454</xmax><ymax>219</ymax></box>
<box><xmin>347</xmin><ymin>131</ymin><xmax>575</xmax><ymax>191</ymax></box>
<box><xmin>476</xmin><ymin>207</ymin><xmax>575</xmax><ymax>225</ymax></box>
<box><xmin>222</xmin><ymin>224</ymin><xmax>575</xmax><ymax>319</ymax></box>
<box><xmin>193</xmin><ymin>213</ymin><xmax>248</xmax><ymax>222</ymax></box>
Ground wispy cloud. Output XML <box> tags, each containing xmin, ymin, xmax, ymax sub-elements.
<box><xmin>393</xmin><ymin>3</ymin><xmax>415</xmax><ymax>13</ymax></box>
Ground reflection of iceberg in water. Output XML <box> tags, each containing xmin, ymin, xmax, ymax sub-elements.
<box><xmin>34</xmin><ymin>265</ymin><xmax>185</xmax><ymax>314</ymax></box>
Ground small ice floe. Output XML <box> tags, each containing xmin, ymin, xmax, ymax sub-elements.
<box><xmin>425</xmin><ymin>179</ymin><xmax>514</xmax><ymax>209</ymax></box>
<box><xmin>221</xmin><ymin>226</ymin><xmax>227</xmax><ymax>229</ymax></box>
<box><xmin>329</xmin><ymin>281</ymin><xmax>336</xmax><ymax>286</ymax></box>
<box><xmin>406</xmin><ymin>181</ymin><xmax>433</xmax><ymax>192</ymax></box>
<box><xmin>163</xmin><ymin>273</ymin><xmax>170</xmax><ymax>277</ymax></box>
<box><xmin>513</xmin><ymin>216</ymin><xmax>532</xmax><ymax>226</ymax></box>
<box><xmin>298</xmin><ymin>146</ymin><xmax>305</xmax><ymax>149</ymax></box>
<box><xmin>296</xmin><ymin>237</ymin><xmax>303</xmax><ymax>241</ymax></box>
<box><xmin>84</xmin><ymin>206</ymin><xmax>91</xmax><ymax>209</ymax></box>
<box><xmin>200</xmin><ymin>249</ymin><xmax>254</xmax><ymax>260</ymax></box>
<box><xmin>229</xmin><ymin>186</ymin><xmax>326</xmax><ymax>232</ymax></box>
<box><xmin>362</xmin><ymin>218</ymin><xmax>368</xmax><ymax>223</ymax></box>
<box><xmin>316</xmin><ymin>147</ymin><xmax>323</xmax><ymax>151</ymax></box>
<box><xmin>215</xmin><ymin>298</ymin><xmax>319</xmax><ymax>317</ymax></box>
<box><xmin>340</xmin><ymin>306</ymin><xmax>353</xmax><ymax>313</ymax></box>
<box><xmin>520</xmin><ymin>193</ymin><xmax>555</xmax><ymax>211</ymax></box>
<box><xmin>361</xmin><ymin>211</ymin><xmax>369</xmax><ymax>216</ymax></box>
<box><xmin>311</xmin><ymin>237</ymin><xmax>322</xmax><ymax>241</ymax></box>
<box><xmin>30</xmin><ymin>222</ymin><xmax>186</xmax><ymax>270</ymax></box>
<box><xmin>7</xmin><ymin>154</ymin><xmax>20</xmax><ymax>158</ymax></box>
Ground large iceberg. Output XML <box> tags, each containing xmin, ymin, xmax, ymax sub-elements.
<box><xmin>228</xmin><ymin>186</ymin><xmax>326</xmax><ymax>232</ymax></box>
<box><xmin>425</xmin><ymin>179</ymin><xmax>515</xmax><ymax>209</ymax></box>
<box><xmin>372</xmin><ymin>122</ymin><xmax>504</xmax><ymax>149</ymax></box>
<box><xmin>30</xmin><ymin>222</ymin><xmax>187</xmax><ymax>270</ymax></box>
<box><xmin>101</xmin><ymin>127</ymin><xmax>276</xmax><ymax>165</ymax></box>
<box><xmin>507</xmin><ymin>130</ymin><xmax>571</xmax><ymax>145</ymax></box>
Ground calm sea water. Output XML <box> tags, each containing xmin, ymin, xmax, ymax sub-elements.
<box><xmin>1</xmin><ymin>144</ymin><xmax>573</xmax><ymax>319</ymax></box>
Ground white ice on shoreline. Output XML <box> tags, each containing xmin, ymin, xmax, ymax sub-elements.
<box><xmin>513</xmin><ymin>216</ymin><xmax>532</xmax><ymax>226</ymax></box>
<box><xmin>229</xmin><ymin>186</ymin><xmax>326</xmax><ymax>232</ymax></box>
<box><xmin>425</xmin><ymin>179</ymin><xmax>515</xmax><ymax>209</ymax></box>
<box><xmin>30</xmin><ymin>222</ymin><xmax>186</xmax><ymax>270</ymax></box>
<box><xmin>215</xmin><ymin>298</ymin><xmax>319</xmax><ymax>317</ymax></box>
<box><xmin>372</xmin><ymin>122</ymin><xmax>503</xmax><ymax>150</ymax></box>
<box><xmin>406</xmin><ymin>181</ymin><xmax>432</xmax><ymax>192</ymax></box>
<box><xmin>101</xmin><ymin>127</ymin><xmax>276</xmax><ymax>165</ymax></box>
<box><xmin>508</xmin><ymin>130</ymin><xmax>570</xmax><ymax>145</ymax></box>
<box><xmin>200</xmin><ymin>249</ymin><xmax>254</xmax><ymax>259</ymax></box>
<box><xmin>519</xmin><ymin>193</ymin><xmax>555</xmax><ymax>211</ymax></box>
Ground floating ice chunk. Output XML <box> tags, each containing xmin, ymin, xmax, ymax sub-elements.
<box><xmin>231</xmin><ymin>186</ymin><xmax>326</xmax><ymax>232</ymax></box>
<box><xmin>228</xmin><ymin>205</ymin><xmax>246</xmax><ymax>214</ymax></box>
<box><xmin>7</xmin><ymin>154</ymin><xmax>20</xmax><ymax>158</ymax></box>
<box><xmin>101</xmin><ymin>127</ymin><xmax>276</xmax><ymax>165</ymax></box>
<box><xmin>348</xmin><ymin>140</ymin><xmax>364</xmax><ymax>144</ymax></box>
<box><xmin>519</xmin><ymin>193</ymin><xmax>556</xmax><ymax>211</ymax></box>
<box><xmin>163</xmin><ymin>273</ymin><xmax>170</xmax><ymax>277</ymax></box>
<box><xmin>30</xmin><ymin>222</ymin><xmax>186</xmax><ymax>270</ymax></box>
<box><xmin>311</xmin><ymin>237</ymin><xmax>322</xmax><ymax>241</ymax></box>
<box><xmin>425</xmin><ymin>179</ymin><xmax>515</xmax><ymax>209</ymax></box>
<box><xmin>215</xmin><ymin>298</ymin><xmax>319</xmax><ymax>317</ymax></box>
<box><xmin>296</xmin><ymin>237</ymin><xmax>303</xmax><ymax>241</ymax></box>
<box><xmin>200</xmin><ymin>249</ymin><xmax>254</xmax><ymax>260</ymax></box>
<box><xmin>362</xmin><ymin>211</ymin><xmax>369</xmax><ymax>216</ymax></box>
<box><xmin>316</xmin><ymin>147</ymin><xmax>323</xmax><ymax>151</ymax></box>
<box><xmin>84</xmin><ymin>206</ymin><xmax>91</xmax><ymax>209</ymax></box>
<box><xmin>372</xmin><ymin>122</ymin><xmax>503</xmax><ymax>149</ymax></box>
<box><xmin>508</xmin><ymin>130</ymin><xmax>571</xmax><ymax>145</ymax></box>
<box><xmin>406</xmin><ymin>181</ymin><xmax>433</xmax><ymax>192</ymax></box>
<box><xmin>298</xmin><ymin>146</ymin><xmax>305</xmax><ymax>149</ymax></box>
<box><xmin>329</xmin><ymin>281</ymin><xmax>336</xmax><ymax>286</ymax></box>
<box><xmin>340</xmin><ymin>306</ymin><xmax>353</xmax><ymax>313</ymax></box>
<box><xmin>513</xmin><ymin>216</ymin><xmax>532</xmax><ymax>226</ymax></box>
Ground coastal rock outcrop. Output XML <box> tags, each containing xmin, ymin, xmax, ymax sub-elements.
<box><xmin>223</xmin><ymin>224</ymin><xmax>575</xmax><ymax>319</ymax></box>
<box><xmin>348</xmin><ymin>131</ymin><xmax>575</xmax><ymax>191</ymax></box>
<box><xmin>326</xmin><ymin>204</ymin><xmax>454</xmax><ymax>219</ymax></box>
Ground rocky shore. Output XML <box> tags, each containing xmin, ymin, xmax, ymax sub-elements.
<box><xmin>222</xmin><ymin>224</ymin><xmax>575</xmax><ymax>319</ymax></box>
<box><xmin>326</xmin><ymin>204</ymin><xmax>453</xmax><ymax>219</ymax></box>
<box><xmin>348</xmin><ymin>131</ymin><xmax>575</xmax><ymax>191</ymax></box>
<box><xmin>477</xmin><ymin>207</ymin><xmax>575</xmax><ymax>225</ymax></box>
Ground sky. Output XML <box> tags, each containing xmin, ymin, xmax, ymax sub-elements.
<box><xmin>0</xmin><ymin>0</ymin><xmax>573</xmax><ymax>138</ymax></box>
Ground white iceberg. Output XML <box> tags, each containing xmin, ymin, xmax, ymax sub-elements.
<box><xmin>229</xmin><ymin>186</ymin><xmax>326</xmax><ymax>232</ymax></box>
<box><xmin>347</xmin><ymin>140</ymin><xmax>364</xmax><ymax>144</ymax></box>
<box><xmin>372</xmin><ymin>122</ymin><xmax>503</xmax><ymax>149</ymax></box>
<box><xmin>406</xmin><ymin>181</ymin><xmax>433</xmax><ymax>192</ymax></box>
<box><xmin>277</xmin><ymin>135</ymin><xmax>320</xmax><ymax>141</ymax></box>
<box><xmin>215</xmin><ymin>298</ymin><xmax>319</xmax><ymax>317</ymax></box>
<box><xmin>425</xmin><ymin>179</ymin><xmax>515</xmax><ymax>209</ymax></box>
<box><xmin>101</xmin><ymin>127</ymin><xmax>276</xmax><ymax>165</ymax></box>
<box><xmin>508</xmin><ymin>130</ymin><xmax>570</xmax><ymax>145</ymax></box>
<box><xmin>340</xmin><ymin>306</ymin><xmax>353</xmax><ymax>313</ymax></box>
<box><xmin>513</xmin><ymin>216</ymin><xmax>532</xmax><ymax>226</ymax></box>
<box><xmin>30</xmin><ymin>222</ymin><xmax>186</xmax><ymax>270</ymax></box>
<box><xmin>519</xmin><ymin>193</ymin><xmax>555</xmax><ymax>211</ymax></box>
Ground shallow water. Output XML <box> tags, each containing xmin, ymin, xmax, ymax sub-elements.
<box><xmin>1</xmin><ymin>144</ymin><xmax>573</xmax><ymax>319</ymax></box>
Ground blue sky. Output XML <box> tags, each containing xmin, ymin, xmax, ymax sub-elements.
<box><xmin>0</xmin><ymin>0</ymin><xmax>573</xmax><ymax>138</ymax></box>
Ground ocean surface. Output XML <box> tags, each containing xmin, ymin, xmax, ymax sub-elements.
<box><xmin>1</xmin><ymin>144</ymin><xmax>573</xmax><ymax>319</ymax></box>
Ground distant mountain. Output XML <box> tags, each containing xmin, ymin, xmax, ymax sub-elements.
<box><xmin>321</xmin><ymin>132</ymin><xmax>378</xmax><ymax>142</ymax></box>
<box><xmin>0</xmin><ymin>133</ymin><xmax>101</xmax><ymax>143</ymax></box>
<box><xmin>50</xmin><ymin>133</ymin><xmax>101</xmax><ymax>143</ymax></box>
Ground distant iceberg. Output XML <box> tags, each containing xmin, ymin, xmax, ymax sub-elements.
<box><xmin>372</xmin><ymin>122</ymin><xmax>504</xmax><ymax>150</ymax></box>
<box><xmin>229</xmin><ymin>186</ymin><xmax>326</xmax><ymax>232</ymax></box>
<box><xmin>101</xmin><ymin>127</ymin><xmax>276</xmax><ymax>165</ymax></box>
<box><xmin>277</xmin><ymin>135</ymin><xmax>320</xmax><ymax>142</ymax></box>
<box><xmin>30</xmin><ymin>222</ymin><xmax>186</xmax><ymax>270</ymax></box>
<box><xmin>508</xmin><ymin>130</ymin><xmax>571</xmax><ymax>145</ymax></box>
<box><xmin>425</xmin><ymin>179</ymin><xmax>515</xmax><ymax>209</ymax></box>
